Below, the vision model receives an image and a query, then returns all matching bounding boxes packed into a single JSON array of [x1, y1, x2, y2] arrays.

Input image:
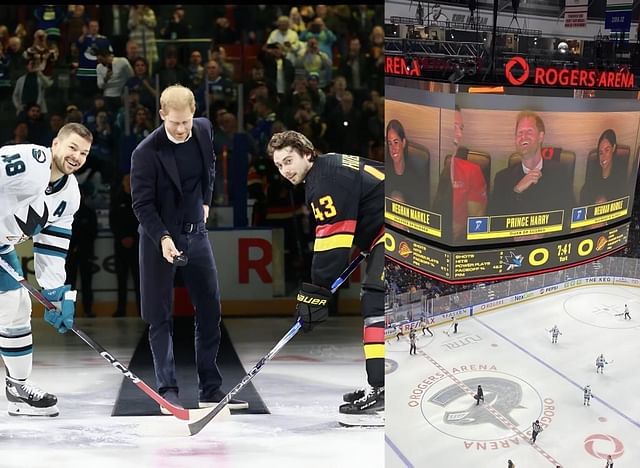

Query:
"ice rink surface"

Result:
[[386, 284, 640, 467], [0, 317, 383, 468]]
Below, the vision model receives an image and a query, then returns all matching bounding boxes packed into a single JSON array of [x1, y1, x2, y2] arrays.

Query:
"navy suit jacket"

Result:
[[130, 117, 215, 250]]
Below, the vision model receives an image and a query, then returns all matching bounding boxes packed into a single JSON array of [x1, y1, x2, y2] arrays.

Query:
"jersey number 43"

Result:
[[311, 195, 337, 222]]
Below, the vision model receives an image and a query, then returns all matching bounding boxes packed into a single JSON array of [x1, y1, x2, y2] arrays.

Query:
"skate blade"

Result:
[[338, 412, 384, 428], [8, 402, 59, 417]]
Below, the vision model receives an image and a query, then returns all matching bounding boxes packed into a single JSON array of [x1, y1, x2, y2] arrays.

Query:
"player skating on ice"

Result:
[[268, 131, 384, 426], [531, 419, 543, 443], [596, 354, 609, 374], [474, 384, 484, 405], [409, 330, 417, 355], [615, 303, 631, 320], [395, 326, 403, 341], [547, 325, 562, 344], [421, 318, 433, 337], [583, 385, 592, 406], [0, 123, 93, 416], [445, 317, 455, 336]]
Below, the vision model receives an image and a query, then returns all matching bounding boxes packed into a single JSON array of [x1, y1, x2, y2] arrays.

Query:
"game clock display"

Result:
[[386, 222, 629, 283]]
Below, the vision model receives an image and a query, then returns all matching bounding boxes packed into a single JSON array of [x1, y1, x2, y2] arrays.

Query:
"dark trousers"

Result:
[[139, 226, 222, 399], [114, 239, 140, 314], [362, 242, 384, 388], [65, 242, 94, 315], [75, 78, 99, 108]]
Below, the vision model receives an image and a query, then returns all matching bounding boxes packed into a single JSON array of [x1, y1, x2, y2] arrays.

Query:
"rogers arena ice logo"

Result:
[[409, 367, 554, 450], [584, 434, 624, 460]]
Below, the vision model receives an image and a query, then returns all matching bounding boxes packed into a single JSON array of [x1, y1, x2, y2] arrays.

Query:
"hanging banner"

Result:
[[565, 0, 588, 28], [605, 0, 632, 32]]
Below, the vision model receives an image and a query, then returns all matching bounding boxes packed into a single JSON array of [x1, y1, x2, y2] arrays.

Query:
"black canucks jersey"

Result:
[[303, 153, 384, 289]]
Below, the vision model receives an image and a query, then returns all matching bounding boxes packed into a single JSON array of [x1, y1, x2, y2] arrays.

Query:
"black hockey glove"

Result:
[[296, 283, 332, 332]]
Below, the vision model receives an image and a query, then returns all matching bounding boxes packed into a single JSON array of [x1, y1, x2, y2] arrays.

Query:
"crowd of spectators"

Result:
[[0, 4, 383, 316]]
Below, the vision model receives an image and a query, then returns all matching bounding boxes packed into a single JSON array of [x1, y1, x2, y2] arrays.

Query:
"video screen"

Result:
[[385, 91, 640, 248]]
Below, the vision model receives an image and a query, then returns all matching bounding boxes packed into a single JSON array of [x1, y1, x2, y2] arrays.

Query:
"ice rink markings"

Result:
[[473, 316, 640, 430], [416, 346, 563, 467]]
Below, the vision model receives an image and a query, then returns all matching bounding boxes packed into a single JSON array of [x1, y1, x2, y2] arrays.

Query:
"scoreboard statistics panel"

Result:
[[385, 85, 640, 283], [386, 222, 629, 282]]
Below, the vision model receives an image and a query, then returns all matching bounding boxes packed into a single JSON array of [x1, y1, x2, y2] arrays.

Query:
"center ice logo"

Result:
[[413, 369, 551, 447], [429, 377, 524, 429]]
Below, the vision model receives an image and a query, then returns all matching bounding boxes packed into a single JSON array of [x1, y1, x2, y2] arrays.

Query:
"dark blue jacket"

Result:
[[130, 117, 215, 250]]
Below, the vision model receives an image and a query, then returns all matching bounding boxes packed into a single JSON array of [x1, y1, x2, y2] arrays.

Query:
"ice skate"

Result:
[[342, 387, 366, 403], [6, 377, 59, 417], [339, 386, 384, 427]]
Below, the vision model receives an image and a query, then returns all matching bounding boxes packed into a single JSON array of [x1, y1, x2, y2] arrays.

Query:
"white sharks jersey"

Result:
[[0, 144, 80, 289], [0, 144, 51, 223]]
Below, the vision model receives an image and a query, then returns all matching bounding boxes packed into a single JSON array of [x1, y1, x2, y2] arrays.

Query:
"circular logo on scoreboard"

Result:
[[584, 434, 624, 459], [399, 241, 412, 258], [505, 56, 530, 86]]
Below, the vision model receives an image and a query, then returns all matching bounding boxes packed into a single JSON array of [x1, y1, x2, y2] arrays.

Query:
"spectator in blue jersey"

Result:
[[73, 20, 112, 105], [195, 59, 236, 118], [125, 56, 157, 114], [34, 5, 66, 46]]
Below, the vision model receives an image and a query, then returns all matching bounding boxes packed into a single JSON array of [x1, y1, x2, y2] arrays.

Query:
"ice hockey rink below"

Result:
[[0, 317, 382, 468], [386, 284, 640, 467]]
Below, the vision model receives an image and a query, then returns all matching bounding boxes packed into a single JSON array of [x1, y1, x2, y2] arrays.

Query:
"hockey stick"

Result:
[[0, 256, 216, 422], [187, 251, 368, 436]]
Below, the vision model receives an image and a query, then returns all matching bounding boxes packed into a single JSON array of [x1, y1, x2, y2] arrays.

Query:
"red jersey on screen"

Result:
[[451, 157, 487, 231]]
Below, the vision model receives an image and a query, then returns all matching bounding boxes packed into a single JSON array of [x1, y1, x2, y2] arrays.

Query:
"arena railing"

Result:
[[385, 256, 640, 333]]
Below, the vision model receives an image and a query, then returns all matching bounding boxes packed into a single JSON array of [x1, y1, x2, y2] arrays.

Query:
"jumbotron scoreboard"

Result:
[[386, 221, 629, 282], [385, 85, 639, 283]]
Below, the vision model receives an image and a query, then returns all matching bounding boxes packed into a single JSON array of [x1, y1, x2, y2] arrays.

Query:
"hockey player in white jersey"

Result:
[[0, 123, 92, 416], [548, 325, 562, 344], [595, 354, 609, 374], [583, 385, 592, 406]]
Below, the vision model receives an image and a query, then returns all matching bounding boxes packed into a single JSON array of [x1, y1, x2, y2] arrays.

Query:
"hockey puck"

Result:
[[173, 254, 188, 267]]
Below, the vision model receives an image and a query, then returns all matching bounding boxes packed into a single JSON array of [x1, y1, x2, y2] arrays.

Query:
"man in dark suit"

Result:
[[130, 84, 247, 414], [490, 111, 574, 216], [109, 173, 140, 317]]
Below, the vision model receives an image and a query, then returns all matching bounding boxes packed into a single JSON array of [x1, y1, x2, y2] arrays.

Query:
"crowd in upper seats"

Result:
[[0, 5, 384, 315]]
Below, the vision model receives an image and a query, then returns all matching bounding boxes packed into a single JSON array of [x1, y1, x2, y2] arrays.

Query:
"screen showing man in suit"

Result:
[[385, 88, 640, 282]]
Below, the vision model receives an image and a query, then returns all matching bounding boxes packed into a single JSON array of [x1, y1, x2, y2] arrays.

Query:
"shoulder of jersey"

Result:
[[66, 174, 81, 201], [27, 144, 51, 176], [3, 143, 51, 183]]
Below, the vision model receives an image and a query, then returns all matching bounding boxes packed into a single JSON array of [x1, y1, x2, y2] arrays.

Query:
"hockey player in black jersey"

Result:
[[268, 130, 384, 426]]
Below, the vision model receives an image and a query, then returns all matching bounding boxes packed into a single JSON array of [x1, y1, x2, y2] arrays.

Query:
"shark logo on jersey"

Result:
[[14, 204, 49, 237], [428, 377, 524, 428]]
